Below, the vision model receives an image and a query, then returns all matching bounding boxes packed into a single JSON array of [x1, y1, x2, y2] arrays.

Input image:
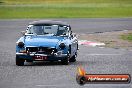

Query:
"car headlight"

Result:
[[17, 42, 24, 48], [59, 43, 66, 50], [20, 50, 27, 53]]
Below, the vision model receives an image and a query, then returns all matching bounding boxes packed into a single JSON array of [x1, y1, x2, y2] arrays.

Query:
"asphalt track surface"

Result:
[[0, 18, 132, 88]]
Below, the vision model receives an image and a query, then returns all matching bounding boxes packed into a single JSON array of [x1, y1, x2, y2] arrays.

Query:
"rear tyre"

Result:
[[76, 76, 86, 85], [16, 56, 24, 66]]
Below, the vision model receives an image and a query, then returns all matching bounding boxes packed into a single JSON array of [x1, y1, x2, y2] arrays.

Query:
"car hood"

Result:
[[25, 36, 65, 48]]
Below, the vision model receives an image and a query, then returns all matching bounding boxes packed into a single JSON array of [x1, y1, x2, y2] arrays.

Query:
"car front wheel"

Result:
[[61, 57, 69, 65], [69, 55, 76, 62], [69, 52, 77, 62], [16, 56, 24, 66]]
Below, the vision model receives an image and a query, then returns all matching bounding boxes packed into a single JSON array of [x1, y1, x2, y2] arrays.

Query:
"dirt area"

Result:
[[78, 30, 132, 50]]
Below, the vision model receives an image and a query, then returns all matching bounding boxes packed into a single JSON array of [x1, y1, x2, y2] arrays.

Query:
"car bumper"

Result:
[[16, 52, 67, 61]]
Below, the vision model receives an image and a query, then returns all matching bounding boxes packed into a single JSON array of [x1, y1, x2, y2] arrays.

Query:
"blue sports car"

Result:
[[16, 20, 78, 65]]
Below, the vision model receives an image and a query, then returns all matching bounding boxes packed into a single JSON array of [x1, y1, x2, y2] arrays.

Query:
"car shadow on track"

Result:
[[24, 61, 62, 66], [22, 60, 92, 66], [24, 61, 77, 66]]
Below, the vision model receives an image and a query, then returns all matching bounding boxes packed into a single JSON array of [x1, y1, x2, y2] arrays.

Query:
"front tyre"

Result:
[[69, 52, 77, 62], [16, 55, 24, 66], [69, 55, 76, 62], [61, 57, 69, 65]]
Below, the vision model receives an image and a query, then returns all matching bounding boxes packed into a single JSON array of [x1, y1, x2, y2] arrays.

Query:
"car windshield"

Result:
[[27, 25, 69, 36]]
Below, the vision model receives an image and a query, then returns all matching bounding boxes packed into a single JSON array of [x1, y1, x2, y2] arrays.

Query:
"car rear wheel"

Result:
[[16, 56, 24, 66]]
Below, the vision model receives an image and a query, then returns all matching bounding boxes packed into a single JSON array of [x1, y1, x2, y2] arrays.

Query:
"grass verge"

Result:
[[0, 0, 132, 18], [121, 33, 132, 41], [0, 5, 132, 19]]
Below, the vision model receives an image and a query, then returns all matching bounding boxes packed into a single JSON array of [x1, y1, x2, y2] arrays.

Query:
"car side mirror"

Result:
[[21, 31, 26, 36], [70, 31, 72, 35], [71, 33, 77, 38], [71, 34, 74, 38], [73, 33, 76, 37]]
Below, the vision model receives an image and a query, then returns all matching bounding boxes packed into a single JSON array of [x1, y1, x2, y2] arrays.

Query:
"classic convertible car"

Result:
[[16, 20, 78, 66]]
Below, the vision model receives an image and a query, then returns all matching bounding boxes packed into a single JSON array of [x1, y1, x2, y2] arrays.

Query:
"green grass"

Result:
[[2, 0, 132, 4], [0, 0, 132, 18], [121, 33, 132, 41]]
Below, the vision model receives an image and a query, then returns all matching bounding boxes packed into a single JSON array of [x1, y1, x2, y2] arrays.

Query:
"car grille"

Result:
[[26, 47, 57, 55]]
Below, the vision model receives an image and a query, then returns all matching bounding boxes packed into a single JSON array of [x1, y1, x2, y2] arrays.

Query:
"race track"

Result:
[[0, 18, 132, 88]]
